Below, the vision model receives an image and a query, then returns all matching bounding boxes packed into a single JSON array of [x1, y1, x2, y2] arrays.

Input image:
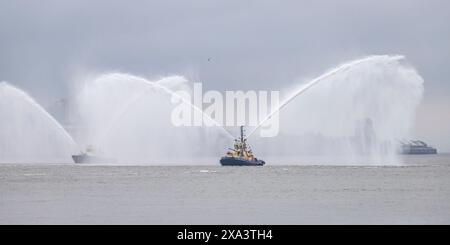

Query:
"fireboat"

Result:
[[220, 126, 265, 166]]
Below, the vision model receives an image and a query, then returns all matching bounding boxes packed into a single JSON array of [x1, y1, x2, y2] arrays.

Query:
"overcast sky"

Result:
[[1, 0, 449, 150]]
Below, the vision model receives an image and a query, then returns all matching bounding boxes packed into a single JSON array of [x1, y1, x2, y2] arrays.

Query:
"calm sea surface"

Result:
[[1, 154, 450, 224]]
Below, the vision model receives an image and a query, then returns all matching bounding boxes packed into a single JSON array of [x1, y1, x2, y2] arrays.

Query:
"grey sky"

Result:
[[1, 0, 450, 150]]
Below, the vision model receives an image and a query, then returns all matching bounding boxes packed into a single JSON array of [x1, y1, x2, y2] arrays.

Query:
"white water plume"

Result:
[[73, 73, 230, 164], [0, 82, 78, 163], [0, 54, 423, 165], [250, 55, 424, 164], [72, 55, 424, 165]]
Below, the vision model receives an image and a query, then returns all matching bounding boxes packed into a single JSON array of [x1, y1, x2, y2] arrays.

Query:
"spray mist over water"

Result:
[[0, 82, 78, 163], [73, 73, 230, 164], [250, 55, 424, 165], [0, 55, 424, 165]]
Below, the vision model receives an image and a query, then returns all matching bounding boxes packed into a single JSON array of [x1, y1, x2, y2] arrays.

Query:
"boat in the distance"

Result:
[[72, 145, 116, 164], [220, 126, 265, 166], [398, 140, 437, 154]]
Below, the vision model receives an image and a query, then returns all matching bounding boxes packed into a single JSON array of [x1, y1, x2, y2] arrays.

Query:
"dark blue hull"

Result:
[[220, 156, 265, 166]]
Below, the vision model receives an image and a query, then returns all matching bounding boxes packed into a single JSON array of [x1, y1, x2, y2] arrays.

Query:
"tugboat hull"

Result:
[[220, 156, 265, 166]]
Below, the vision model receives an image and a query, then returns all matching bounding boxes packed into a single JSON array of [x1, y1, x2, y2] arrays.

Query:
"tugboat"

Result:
[[220, 126, 265, 166], [72, 145, 116, 164]]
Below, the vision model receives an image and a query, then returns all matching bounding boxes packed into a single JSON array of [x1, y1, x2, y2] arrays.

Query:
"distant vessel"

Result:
[[399, 140, 437, 154], [220, 126, 265, 166], [72, 145, 116, 163]]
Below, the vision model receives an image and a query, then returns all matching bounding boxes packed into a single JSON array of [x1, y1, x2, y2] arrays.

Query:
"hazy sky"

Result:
[[1, 0, 449, 150]]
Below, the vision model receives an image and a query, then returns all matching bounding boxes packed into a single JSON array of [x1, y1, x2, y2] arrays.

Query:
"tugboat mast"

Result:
[[240, 126, 245, 157]]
